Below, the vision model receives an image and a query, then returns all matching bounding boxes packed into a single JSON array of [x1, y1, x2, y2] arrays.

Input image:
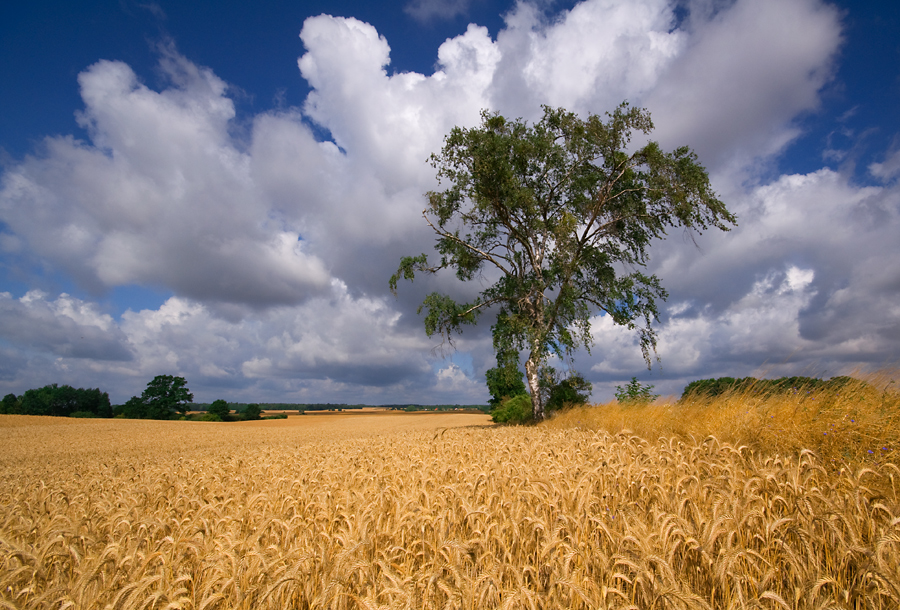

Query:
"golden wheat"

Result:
[[1, 407, 898, 609]]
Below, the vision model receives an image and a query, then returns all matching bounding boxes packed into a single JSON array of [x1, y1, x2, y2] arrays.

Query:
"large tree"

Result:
[[391, 104, 735, 421], [140, 375, 193, 419]]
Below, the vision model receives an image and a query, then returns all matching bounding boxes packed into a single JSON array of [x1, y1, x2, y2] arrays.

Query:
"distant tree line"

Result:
[[680, 375, 857, 400], [1, 385, 112, 418], [397, 405, 490, 413], [296, 404, 490, 412], [297, 403, 366, 411], [0, 375, 201, 421]]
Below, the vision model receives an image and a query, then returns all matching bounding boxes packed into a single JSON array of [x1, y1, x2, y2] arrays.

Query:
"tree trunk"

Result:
[[525, 354, 544, 421]]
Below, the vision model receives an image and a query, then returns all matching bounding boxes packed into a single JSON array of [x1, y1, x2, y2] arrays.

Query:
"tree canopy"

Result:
[[392, 104, 735, 420], [207, 399, 231, 421], [0, 385, 111, 418], [116, 375, 193, 420]]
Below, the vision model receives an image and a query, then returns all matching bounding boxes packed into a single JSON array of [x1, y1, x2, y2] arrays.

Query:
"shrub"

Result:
[[680, 375, 863, 401], [491, 394, 533, 424], [207, 399, 230, 421], [486, 363, 528, 408], [544, 370, 592, 412], [242, 403, 262, 421], [614, 377, 659, 405]]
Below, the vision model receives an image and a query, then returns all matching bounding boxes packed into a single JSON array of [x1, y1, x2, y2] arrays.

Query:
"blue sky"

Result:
[[1, 0, 899, 404]]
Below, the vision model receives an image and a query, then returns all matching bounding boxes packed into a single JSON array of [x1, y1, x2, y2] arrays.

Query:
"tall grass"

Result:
[[546, 369, 900, 468]]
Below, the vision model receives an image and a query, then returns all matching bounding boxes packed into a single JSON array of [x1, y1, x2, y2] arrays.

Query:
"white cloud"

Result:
[[0, 51, 330, 306], [584, 165, 900, 397], [298, 16, 497, 189], [644, 0, 842, 170], [870, 145, 900, 182], [0, 291, 132, 361], [490, 0, 684, 119]]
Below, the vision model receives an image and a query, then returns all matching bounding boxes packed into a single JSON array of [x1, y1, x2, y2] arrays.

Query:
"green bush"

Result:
[[200, 412, 223, 422], [615, 377, 659, 405], [680, 375, 864, 401], [242, 403, 262, 421], [207, 399, 231, 421], [544, 370, 592, 412], [491, 394, 533, 424], [486, 363, 527, 408]]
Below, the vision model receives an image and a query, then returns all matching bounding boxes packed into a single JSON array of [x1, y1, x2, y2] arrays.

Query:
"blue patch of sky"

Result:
[[0, 258, 171, 318], [433, 350, 476, 377], [0, 1, 164, 159], [0, 271, 30, 300], [3, 0, 898, 176], [774, 0, 900, 184], [0, 0, 586, 158], [104, 284, 173, 317]]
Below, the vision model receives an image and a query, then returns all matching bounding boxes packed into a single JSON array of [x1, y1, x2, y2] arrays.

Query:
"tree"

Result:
[[485, 355, 528, 408], [139, 375, 193, 419], [541, 367, 592, 412], [242, 403, 262, 421], [207, 399, 231, 421], [1, 393, 19, 414], [614, 377, 659, 405], [12, 384, 111, 417], [391, 104, 735, 421]]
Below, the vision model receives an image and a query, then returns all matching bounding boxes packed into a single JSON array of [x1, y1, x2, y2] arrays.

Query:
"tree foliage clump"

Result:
[[490, 394, 533, 424], [485, 360, 528, 408], [486, 358, 591, 421], [615, 377, 660, 405], [392, 103, 735, 420], [1, 385, 111, 418], [541, 367, 592, 412], [115, 375, 193, 420], [206, 399, 231, 421], [680, 375, 860, 401], [241, 403, 262, 421]]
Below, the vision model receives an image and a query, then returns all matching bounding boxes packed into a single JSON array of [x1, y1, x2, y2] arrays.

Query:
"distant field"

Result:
[[0, 411, 490, 473], [2, 406, 899, 609]]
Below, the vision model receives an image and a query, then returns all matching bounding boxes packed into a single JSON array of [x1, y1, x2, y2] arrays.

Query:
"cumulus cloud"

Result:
[[0, 282, 492, 404], [1, 0, 897, 403], [0, 291, 133, 361], [586, 165, 900, 396], [0, 50, 330, 307], [870, 144, 900, 182], [644, 0, 843, 171], [489, 0, 685, 120]]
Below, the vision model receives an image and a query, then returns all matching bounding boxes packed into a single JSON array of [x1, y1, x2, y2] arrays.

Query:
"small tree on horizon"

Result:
[[614, 377, 660, 405], [207, 399, 230, 421], [139, 375, 194, 419], [242, 403, 262, 421], [392, 103, 735, 421]]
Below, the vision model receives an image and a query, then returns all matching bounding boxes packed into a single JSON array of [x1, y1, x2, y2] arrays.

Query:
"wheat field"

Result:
[[2, 408, 899, 609]]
